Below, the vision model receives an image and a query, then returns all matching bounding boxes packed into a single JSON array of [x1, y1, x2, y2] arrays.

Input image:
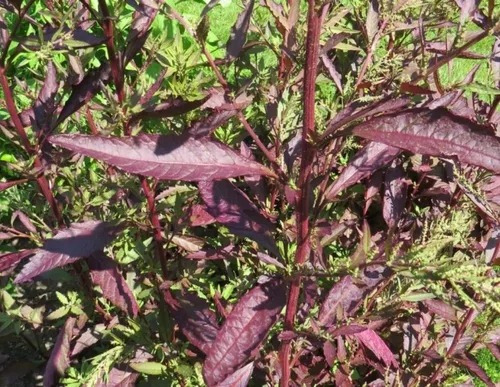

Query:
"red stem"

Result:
[[98, 0, 124, 104], [141, 177, 169, 279], [0, 66, 64, 227], [279, 1, 321, 385]]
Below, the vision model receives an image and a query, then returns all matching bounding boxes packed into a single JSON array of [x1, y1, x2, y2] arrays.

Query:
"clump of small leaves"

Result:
[[0, 0, 499, 386]]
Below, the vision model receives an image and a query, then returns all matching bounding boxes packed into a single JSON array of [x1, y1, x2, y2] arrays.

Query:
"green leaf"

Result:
[[129, 361, 167, 375]]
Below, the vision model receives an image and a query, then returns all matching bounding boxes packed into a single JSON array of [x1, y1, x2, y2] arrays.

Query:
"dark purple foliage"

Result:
[[226, 0, 254, 60], [15, 221, 121, 283], [0, 249, 35, 273], [352, 109, 500, 173], [198, 180, 278, 254], [216, 362, 254, 387], [325, 141, 401, 200], [87, 253, 139, 317], [44, 317, 76, 387], [203, 278, 286, 386], [163, 289, 219, 354], [383, 160, 408, 228], [50, 134, 274, 181]]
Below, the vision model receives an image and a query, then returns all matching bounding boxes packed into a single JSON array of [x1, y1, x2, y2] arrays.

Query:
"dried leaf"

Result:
[[352, 109, 500, 173], [366, 0, 379, 42], [87, 253, 139, 317], [226, 0, 254, 60], [50, 134, 274, 181], [15, 221, 121, 283], [163, 289, 219, 354], [203, 278, 286, 386], [325, 142, 400, 201], [43, 317, 76, 387], [198, 180, 278, 254]]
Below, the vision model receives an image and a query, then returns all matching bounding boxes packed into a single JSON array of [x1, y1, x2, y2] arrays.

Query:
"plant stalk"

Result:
[[279, 1, 321, 385]]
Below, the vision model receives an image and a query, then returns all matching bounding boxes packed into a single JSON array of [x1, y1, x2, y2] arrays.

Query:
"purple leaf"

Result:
[[216, 362, 254, 387], [163, 289, 219, 354], [240, 142, 267, 203], [189, 204, 217, 227], [198, 180, 278, 254], [352, 109, 500, 173], [321, 54, 343, 93], [453, 354, 494, 387], [124, 0, 162, 64], [325, 142, 400, 200], [383, 160, 408, 228], [322, 97, 410, 140], [188, 109, 239, 139], [95, 367, 139, 387], [15, 221, 121, 283], [71, 325, 104, 357], [11, 210, 37, 233], [130, 97, 207, 124], [255, 252, 285, 269], [330, 324, 368, 337], [423, 299, 458, 321], [354, 329, 398, 369], [87, 253, 139, 317], [226, 0, 254, 60], [32, 62, 59, 135], [44, 316, 76, 387], [0, 250, 35, 273], [56, 64, 111, 125], [50, 134, 274, 181], [203, 278, 286, 386], [0, 178, 28, 192], [185, 244, 237, 260], [318, 276, 364, 327]]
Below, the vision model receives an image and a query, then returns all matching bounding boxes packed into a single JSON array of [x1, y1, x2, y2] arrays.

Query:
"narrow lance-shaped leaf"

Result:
[[56, 63, 111, 126], [0, 178, 28, 192], [32, 62, 59, 135], [50, 134, 275, 181], [198, 180, 278, 255], [44, 316, 76, 387], [325, 142, 401, 201], [203, 278, 286, 386], [453, 354, 494, 387], [163, 289, 219, 354], [216, 362, 254, 387], [15, 221, 122, 283], [352, 109, 500, 173], [383, 160, 407, 228], [0, 249, 35, 273], [130, 97, 207, 125], [87, 253, 139, 317], [124, 0, 162, 64], [226, 0, 254, 60], [354, 328, 398, 369]]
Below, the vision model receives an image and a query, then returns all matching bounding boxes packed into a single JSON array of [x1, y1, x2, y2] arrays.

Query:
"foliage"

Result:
[[0, 0, 499, 386]]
